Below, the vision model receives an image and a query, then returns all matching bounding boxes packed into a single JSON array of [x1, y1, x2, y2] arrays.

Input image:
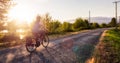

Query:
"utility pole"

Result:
[[119, 16, 120, 25], [113, 1, 120, 28], [89, 10, 91, 26]]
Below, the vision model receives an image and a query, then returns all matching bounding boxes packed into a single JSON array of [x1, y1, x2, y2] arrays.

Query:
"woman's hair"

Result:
[[36, 15, 41, 22]]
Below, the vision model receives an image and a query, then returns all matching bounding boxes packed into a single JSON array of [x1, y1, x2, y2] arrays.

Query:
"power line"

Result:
[[89, 10, 91, 26], [89, 10, 91, 23]]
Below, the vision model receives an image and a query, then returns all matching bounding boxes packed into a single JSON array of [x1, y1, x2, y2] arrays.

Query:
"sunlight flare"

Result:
[[16, 29, 25, 39], [16, 29, 24, 33], [20, 34, 24, 39], [8, 4, 36, 24]]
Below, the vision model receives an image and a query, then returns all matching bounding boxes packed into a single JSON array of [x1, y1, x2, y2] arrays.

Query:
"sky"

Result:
[[8, 0, 120, 23]]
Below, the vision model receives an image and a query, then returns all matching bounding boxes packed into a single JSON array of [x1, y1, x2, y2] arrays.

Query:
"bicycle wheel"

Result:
[[41, 35, 49, 48], [26, 37, 36, 53]]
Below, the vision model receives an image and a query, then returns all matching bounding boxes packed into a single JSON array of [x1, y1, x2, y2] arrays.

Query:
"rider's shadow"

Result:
[[10, 51, 50, 63], [28, 51, 51, 63]]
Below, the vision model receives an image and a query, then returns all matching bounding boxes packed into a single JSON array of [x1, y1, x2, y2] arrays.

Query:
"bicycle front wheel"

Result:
[[26, 44, 36, 53], [25, 37, 37, 53]]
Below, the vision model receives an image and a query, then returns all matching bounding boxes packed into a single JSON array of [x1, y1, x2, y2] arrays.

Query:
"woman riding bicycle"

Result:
[[31, 15, 46, 47]]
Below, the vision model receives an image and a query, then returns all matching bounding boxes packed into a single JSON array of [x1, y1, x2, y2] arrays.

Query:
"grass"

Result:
[[92, 29, 120, 63]]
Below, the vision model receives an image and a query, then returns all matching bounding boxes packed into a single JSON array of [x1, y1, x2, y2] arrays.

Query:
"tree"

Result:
[[49, 21, 61, 34], [100, 23, 107, 28], [0, 0, 11, 20], [0, 0, 12, 31], [61, 22, 72, 32], [43, 13, 52, 33], [84, 20, 90, 29], [91, 22, 100, 29], [73, 18, 83, 29], [73, 18, 87, 31], [108, 17, 117, 27]]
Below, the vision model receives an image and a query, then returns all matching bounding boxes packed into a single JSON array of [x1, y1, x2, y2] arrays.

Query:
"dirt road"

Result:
[[0, 28, 108, 63]]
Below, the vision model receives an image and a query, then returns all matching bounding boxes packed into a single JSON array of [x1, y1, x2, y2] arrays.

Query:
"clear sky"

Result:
[[8, 0, 120, 23]]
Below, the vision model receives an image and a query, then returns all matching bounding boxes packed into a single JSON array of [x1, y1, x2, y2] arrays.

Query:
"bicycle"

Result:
[[25, 33, 49, 53]]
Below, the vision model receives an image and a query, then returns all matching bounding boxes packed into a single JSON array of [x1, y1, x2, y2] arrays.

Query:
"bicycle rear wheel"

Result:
[[41, 35, 49, 48]]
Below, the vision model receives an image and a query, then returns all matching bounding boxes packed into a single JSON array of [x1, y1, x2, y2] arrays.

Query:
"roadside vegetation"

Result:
[[89, 29, 120, 63]]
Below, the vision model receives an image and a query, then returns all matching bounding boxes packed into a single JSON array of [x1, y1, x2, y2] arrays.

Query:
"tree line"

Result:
[[43, 14, 117, 34], [1, 14, 117, 35]]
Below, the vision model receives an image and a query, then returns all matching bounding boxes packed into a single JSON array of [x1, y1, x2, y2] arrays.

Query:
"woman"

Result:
[[32, 15, 46, 47]]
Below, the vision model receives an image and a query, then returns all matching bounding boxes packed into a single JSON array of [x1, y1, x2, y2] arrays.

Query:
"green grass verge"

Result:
[[93, 29, 120, 63]]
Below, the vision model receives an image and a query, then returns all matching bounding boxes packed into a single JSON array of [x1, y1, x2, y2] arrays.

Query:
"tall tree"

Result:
[[0, 0, 12, 30], [43, 13, 52, 32], [0, 0, 11, 20]]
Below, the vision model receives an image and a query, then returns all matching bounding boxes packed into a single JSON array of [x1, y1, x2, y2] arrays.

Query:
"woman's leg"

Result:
[[33, 32, 40, 47], [39, 30, 46, 41]]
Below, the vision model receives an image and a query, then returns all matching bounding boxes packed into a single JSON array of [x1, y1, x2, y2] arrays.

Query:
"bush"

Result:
[[61, 22, 73, 32]]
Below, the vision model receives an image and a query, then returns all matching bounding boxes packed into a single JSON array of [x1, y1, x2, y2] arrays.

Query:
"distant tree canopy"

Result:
[[84, 20, 90, 29], [72, 18, 90, 31], [49, 20, 61, 34], [100, 23, 108, 28], [61, 22, 72, 32], [73, 18, 84, 29], [108, 17, 117, 27], [91, 22, 100, 29]]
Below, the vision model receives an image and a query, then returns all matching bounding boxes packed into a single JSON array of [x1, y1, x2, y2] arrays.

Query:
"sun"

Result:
[[8, 4, 36, 24]]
